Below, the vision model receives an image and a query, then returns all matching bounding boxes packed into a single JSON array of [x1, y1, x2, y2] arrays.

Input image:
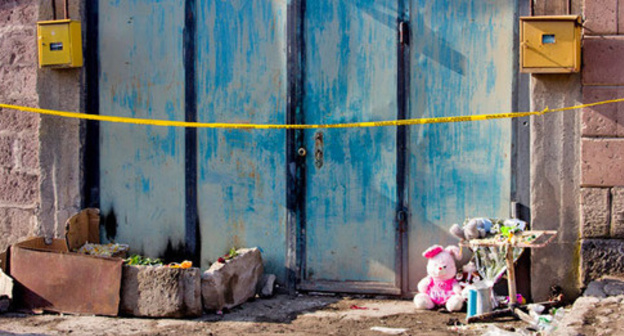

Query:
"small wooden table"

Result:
[[460, 230, 558, 324]]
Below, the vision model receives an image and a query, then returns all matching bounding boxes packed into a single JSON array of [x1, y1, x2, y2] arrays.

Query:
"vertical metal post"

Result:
[[286, 0, 306, 294], [83, 0, 100, 209], [396, 0, 410, 296], [511, 0, 532, 301], [184, 0, 199, 265]]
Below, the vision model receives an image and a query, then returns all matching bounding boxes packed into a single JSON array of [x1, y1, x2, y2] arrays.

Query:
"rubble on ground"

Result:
[[201, 247, 263, 311]]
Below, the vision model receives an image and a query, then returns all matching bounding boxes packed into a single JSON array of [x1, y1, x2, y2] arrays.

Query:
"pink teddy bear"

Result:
[[413, 245, 464, 312]]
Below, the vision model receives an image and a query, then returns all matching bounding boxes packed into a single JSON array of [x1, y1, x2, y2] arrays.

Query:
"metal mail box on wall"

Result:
[[520, 15, 581, 73], [37, 19, 83, 68]]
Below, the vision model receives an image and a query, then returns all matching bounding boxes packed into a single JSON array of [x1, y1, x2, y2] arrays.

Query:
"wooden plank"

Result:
[[506, 246, 518, 305]]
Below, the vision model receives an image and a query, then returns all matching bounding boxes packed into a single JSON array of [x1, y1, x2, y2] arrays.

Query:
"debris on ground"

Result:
[[201, 247, 263, 311], [77, 242, 130, 258], [0, 267, 13, 313], [370, 326, 408, 334], [256, 273, 277, 298], [482, 325, 531, 336]]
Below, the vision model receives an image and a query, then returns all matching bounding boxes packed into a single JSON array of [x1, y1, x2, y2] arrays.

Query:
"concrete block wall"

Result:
[[529, 0, 584, 302], [0, 0, 40, 252], [0, 0, 84, 252], [579, 0, 624, 284]]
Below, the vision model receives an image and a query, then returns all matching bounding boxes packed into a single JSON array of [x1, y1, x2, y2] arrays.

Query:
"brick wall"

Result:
[[0, 1, 40, 252], [580, 0, 624, 283]]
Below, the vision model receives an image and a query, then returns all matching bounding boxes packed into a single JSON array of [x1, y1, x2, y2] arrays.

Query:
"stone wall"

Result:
[[580, 0, 624, 284], [0, 0, 84, 252], [0, 0, 40, 252]]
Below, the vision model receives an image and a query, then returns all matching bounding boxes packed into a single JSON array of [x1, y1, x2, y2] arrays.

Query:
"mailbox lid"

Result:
[[520, 15, 581, 73]]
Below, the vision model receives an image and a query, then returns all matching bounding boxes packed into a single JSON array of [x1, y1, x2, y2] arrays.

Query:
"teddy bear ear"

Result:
[[423, 245, 444, 258]]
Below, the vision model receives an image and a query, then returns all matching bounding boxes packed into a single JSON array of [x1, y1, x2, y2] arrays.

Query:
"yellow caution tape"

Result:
[[2, 97, 624, 129]]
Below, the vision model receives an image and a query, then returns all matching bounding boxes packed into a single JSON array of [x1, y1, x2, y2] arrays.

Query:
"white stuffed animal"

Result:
[[413, 245, 464, 312]]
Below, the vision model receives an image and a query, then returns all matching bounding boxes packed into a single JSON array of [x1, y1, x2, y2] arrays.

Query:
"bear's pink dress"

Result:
[[425, 277, 457, 305]]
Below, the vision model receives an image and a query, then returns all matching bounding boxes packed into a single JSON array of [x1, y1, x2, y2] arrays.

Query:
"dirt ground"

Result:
[[0, 294, 531, 336]]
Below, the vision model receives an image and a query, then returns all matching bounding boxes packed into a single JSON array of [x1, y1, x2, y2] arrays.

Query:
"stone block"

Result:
[[583, 0, 617, 35], [583, 37, 624, 85], [583, 280, 607, 298], [604, 279, 624, 296], [581, 138, 624, 186], [0, 107, 39, 133], [0, 27, 37, 67], [619, 0, 624, 34], [0, 170, 38, 205], [581, 188, 610, 238], [18, 133, 39, 170], [0, 2, 37, 26], [202, 248, 263, 311], [612, 188, 624, 238], [0, 135, 15, 169], [120, 265, 202, 318], [581, 239, 624, 284], [0, 207, 36, 252], [582, 87, 624, 137], [0, 66, 37, 102]]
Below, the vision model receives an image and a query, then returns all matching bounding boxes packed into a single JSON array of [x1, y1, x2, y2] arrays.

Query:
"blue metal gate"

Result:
[[94, 0, 517, 294]]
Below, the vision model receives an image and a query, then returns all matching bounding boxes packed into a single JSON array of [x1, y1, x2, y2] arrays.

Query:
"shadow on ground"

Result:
[[197, 294, 340, 323]]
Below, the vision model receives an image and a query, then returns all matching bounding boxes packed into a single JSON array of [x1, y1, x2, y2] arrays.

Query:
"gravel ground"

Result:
[[0, 294, 527, 336], [1, 278, 623, 336]]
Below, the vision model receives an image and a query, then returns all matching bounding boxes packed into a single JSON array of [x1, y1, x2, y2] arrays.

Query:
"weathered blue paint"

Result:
[[195, 0, 288, 279], [95, 0, 518, 293], [407, 0, 516, 291], [99, 0, 186, 257], [302, 0, 398, 284]]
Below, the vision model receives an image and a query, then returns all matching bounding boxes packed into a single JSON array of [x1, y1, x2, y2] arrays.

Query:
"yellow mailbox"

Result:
[[520, 15, 581, 73], [37, 19, 83, 68]]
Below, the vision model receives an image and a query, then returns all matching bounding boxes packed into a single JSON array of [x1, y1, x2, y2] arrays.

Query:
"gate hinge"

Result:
[[399, 21, 410, 45]]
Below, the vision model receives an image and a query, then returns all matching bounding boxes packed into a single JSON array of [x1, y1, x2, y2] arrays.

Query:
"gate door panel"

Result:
[[407, 0, 516, 291], [99, 0, 186, 257], [300, 0, 400, 294]]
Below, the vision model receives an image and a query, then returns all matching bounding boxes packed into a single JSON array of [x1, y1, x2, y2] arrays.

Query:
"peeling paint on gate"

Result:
[[99, 0, 186, 257], [94, 0, 518, 293], [195, 0, 288, 279], [302, 0, 398, 285], [407, 0, 516, 291]]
